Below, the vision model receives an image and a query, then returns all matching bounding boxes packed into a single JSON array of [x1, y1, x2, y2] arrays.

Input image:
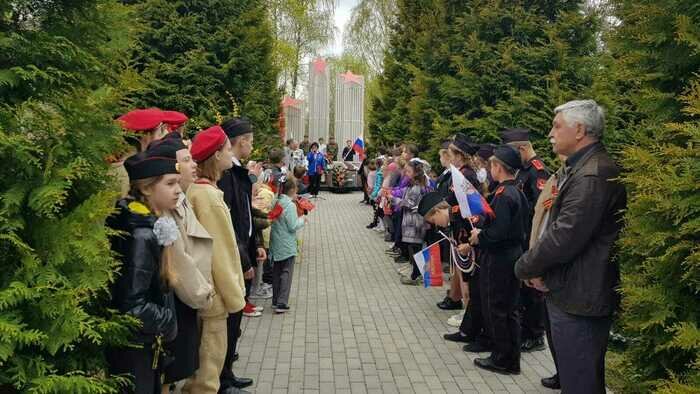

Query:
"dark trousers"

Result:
[[405, 243, 422, 280], [309, 174, 322, 195], [106, 346, 159, 394], [544, 301, 559, 376], [481, 251, 521, 368], [272, 257, 295, 306], [460, 268, 490, 344], [220, 310, 244, 386], [520, 286, 546, 340], [262, 255, 273, 285], [548, 301, 611, 394], [391, 210, 403, 245]]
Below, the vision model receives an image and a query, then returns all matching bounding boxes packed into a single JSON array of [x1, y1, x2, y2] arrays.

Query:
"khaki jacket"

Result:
[[165, 194, 215, 310], [254, 184, 276, 248], [187, 183, 246, 316], [529, 173, 559, 249]]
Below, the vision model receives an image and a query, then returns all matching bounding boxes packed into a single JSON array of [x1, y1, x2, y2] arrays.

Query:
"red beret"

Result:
[[191, 126, 227, 163], [162, 110, 188, 130], [117, 108, 164, 132]]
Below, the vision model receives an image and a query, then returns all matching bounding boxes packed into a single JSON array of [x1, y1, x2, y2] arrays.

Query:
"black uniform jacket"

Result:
[[219, 163, 257, 274], [107, 198, 177, 344], [478, 180, 529, 261], [515, 143, 627, 317]]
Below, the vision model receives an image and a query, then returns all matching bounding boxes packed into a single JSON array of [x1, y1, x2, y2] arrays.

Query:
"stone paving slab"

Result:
[[236, 191, 558, 393]]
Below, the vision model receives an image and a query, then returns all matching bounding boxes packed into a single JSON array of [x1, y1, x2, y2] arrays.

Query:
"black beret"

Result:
[[147, 132, 187, 155], [221, 117, 253, 139], [452, 133, 479, 155], [418, 191, 445, 217], [476, 143, 496, 161], [493, 145, 523, 170], [499, 128, 530, 143], [124, 150, 179, 181]]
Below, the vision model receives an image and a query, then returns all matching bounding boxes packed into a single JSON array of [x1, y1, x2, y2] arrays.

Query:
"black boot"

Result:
[[541, 374, 561, 389]]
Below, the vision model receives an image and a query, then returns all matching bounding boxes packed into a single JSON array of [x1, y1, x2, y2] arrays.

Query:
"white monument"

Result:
[[307, 58, 330, 143], [334, 71, 365, 146], [281, 96, 305, 143]]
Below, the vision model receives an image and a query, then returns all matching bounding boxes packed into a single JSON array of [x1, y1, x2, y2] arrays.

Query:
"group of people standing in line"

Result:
[[282, 136, 362, 196], [360, 99, 626, 394], [107, 109, 309, 393]]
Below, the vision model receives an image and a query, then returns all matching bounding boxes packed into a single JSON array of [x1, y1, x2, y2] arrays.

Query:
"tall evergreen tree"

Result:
[[370, 0, 599, 166], [0, 1, 137, 392], [607, 1, 700, 391], [129, 0, 282, 151]]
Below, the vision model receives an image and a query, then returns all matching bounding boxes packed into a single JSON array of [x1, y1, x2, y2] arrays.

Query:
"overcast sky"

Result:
[[328, 0, 358, 56]]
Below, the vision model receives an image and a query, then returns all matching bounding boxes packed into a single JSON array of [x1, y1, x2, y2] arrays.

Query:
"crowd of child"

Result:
[[105, 109, 321, 394], [359, 132, 557, 382]]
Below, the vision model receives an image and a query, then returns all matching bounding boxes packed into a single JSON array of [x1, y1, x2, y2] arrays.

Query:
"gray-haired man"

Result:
[[514, 100, 627, 394]]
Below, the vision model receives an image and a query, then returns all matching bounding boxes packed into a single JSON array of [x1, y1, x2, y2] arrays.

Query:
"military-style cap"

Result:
[[477, 143, 496, 160], [451, 133, 479, 155], [499, 128, 530, 143], [418, 192, 445, 217], [148, 132, 187, 156], [221, 117, 253, 139], [191, 126, 227, 162], [162, 111, 188, 131], [124, 149, 179, 181], [493, 145, 523, 170], [117, 108, 164, 132]]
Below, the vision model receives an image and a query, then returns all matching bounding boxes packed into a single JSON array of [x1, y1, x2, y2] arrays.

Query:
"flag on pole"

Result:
[[413, 242, 443, 288], [450, 165, 495, 219], [352, 136, 365, 160]]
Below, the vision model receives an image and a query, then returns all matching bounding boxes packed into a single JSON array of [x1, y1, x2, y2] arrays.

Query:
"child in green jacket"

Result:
[[270, 176, 307, 313]]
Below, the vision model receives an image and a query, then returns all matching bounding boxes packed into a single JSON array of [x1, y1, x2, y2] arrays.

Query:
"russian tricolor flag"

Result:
[[450, 165, 495, 219], [413, 242, 443, 288], [352, 136, 365, 160]]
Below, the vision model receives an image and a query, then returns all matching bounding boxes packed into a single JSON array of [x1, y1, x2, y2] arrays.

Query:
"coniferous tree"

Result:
[[607, 1, 700, 392], [370, 0, 599, 167], [129, 0, 282, 152], [0, 1, 137, 392]]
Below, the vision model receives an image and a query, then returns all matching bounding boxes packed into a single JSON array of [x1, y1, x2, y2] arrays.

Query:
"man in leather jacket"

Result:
[[515, 100, 627, 394]]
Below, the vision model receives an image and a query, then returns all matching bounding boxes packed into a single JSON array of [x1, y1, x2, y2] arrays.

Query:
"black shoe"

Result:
[[220, 375, 254, 390], [443, 332, 471, 343], [521, 336, 546, 352], [366, 223, 377, 229], [274, 304, 290, 313], [474, 357, 520, 375], [541, 374, 561, 389], [437, 297, 463, 310], [462, 341, 493, 353], [394, 256, 408, 264]]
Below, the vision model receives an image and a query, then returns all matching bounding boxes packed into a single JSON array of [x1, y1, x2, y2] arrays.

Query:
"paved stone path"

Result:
[[236, 191, 557, 393]]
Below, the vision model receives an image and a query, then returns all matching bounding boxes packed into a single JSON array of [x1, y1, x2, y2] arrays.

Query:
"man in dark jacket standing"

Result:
[[218, 117, 265, 392], [515, 100, 626, 394]]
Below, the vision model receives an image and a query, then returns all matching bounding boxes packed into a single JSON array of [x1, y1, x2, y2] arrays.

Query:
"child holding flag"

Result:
[[395, 159, 432, 285], [467, 145, 530, 375], [270, 176, 307, 313]]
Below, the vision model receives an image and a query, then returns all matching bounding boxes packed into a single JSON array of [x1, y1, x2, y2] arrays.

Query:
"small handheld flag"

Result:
[[413, 242, 443, 288], [352, 137, 365, 160], [450, 165, 495, 219]]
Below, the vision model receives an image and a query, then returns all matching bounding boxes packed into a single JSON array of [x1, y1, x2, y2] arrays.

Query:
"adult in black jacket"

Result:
[[515, 100, 626, 394], [217, 117, 262, 391], [107, 151, 180, 394]]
